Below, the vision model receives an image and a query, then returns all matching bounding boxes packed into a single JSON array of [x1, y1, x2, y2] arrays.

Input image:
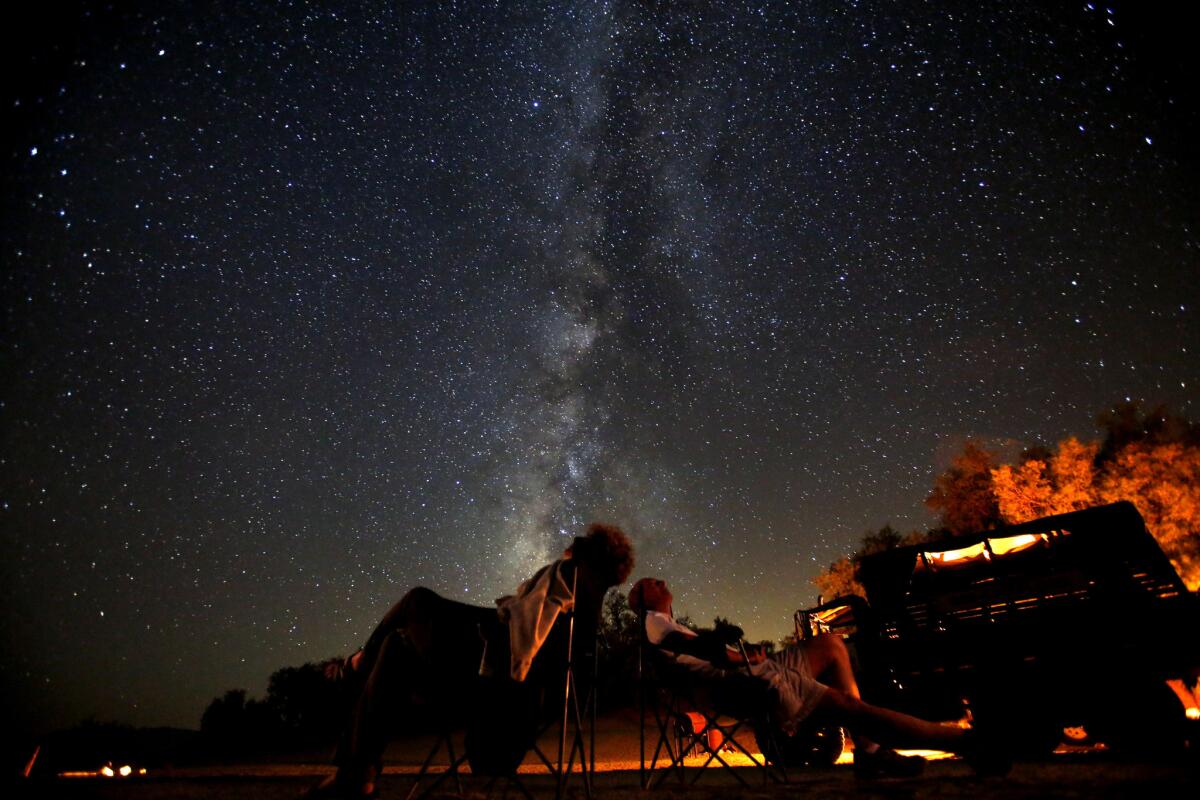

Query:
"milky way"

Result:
[[2, 1, 1197, 732]]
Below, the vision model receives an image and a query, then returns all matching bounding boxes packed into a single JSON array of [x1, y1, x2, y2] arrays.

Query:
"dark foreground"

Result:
[[13, 758, 1198, 800], [15, 712, 1197, 799]]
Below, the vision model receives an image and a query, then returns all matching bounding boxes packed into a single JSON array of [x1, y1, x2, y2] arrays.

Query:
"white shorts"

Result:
[[749, 643, 829, 734]]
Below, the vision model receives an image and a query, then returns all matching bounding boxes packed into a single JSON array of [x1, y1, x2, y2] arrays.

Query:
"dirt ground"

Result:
[[16, 759, 1198, 800], [15, 711, 1198, 799]]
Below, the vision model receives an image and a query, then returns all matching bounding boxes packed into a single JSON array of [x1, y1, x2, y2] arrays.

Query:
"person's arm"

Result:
[[658, 628, 738, 666]]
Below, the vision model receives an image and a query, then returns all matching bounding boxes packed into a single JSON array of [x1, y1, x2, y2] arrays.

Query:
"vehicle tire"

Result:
[[969, 690, 1062, 758], [1088, 680, 1188, 759], [757, 724, 845, 767]]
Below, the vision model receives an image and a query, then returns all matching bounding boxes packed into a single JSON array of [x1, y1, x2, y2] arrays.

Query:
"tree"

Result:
[[200, 689, 248, 737], [599, 587, 639, 649], [991, 428, 1200, 591], [812, 525, 929, 600], [813, 555, 863, 600], [1097, 441, 1200, 590], [265, 662, 346, 742], [925, 441, 1003, 534], [595, 588, 641, 709], [1096, 402, 1200, 463], [991, 438, 1100, 521], [199, 688, 279, 751]]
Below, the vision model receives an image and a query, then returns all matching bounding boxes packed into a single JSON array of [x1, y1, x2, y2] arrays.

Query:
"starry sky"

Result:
[[2, 1, 1197, 735]]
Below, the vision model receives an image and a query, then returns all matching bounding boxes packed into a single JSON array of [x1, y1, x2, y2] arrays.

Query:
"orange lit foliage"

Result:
[[813, 556, 863, 600], [991, 437, 1099, 520], [925, 441, 1003, 535], [992, 438, 1200, 591], [814, 405, 1200, 596], [813, 525, 929, 601]]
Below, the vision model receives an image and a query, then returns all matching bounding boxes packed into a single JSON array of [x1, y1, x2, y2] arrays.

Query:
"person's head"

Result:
[[628, 577, 672, 615], [564, 523, 635, 588]]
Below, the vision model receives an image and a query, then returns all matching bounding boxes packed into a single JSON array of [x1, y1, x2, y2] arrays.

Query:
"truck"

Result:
[[794, 502, 1199, 758]]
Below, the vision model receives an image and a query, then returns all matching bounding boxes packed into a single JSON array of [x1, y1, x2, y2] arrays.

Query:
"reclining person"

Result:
[[305, 525, 635, 799], [629, 577, 1008, 778]]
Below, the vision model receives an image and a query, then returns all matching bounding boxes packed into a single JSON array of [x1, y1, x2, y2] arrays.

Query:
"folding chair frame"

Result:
[[408, 568, 596, 800], [405, 728, 468, 800], [637, 614, 786, 788]]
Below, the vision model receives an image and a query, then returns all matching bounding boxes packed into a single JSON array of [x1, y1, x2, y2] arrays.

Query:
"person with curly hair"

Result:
[[306, 524, 634, 799]]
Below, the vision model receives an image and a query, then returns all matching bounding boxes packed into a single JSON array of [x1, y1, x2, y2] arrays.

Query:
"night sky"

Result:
[[2, 1, 1197, 735]]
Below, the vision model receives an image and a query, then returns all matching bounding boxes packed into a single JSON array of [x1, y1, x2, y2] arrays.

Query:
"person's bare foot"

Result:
[[853, 747, 925, 779]]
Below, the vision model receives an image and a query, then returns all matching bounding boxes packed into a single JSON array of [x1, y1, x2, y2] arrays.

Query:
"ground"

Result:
[[16, 711, 1198, 798]]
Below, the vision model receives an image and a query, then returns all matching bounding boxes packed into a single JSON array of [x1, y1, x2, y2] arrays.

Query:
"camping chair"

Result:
[[401, 641, 480, 800], [404, 726, 467, 800], [637, 614, 786, 788], [409, 570, 596, 800]]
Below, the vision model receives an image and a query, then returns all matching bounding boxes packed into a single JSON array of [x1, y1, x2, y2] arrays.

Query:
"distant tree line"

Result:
[[200, 661, 349, 752], [814, 402, 1200, 598]]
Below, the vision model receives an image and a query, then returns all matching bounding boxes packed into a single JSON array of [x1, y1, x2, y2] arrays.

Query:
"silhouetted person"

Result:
[[305, 525, 634, 798]]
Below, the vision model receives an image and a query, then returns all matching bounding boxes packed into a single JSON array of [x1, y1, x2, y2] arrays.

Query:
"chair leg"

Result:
[[644, 704, 686, 789], [689, 721, 752, 788], [406, 731, 468, 800], [404, 734, 442, 800]]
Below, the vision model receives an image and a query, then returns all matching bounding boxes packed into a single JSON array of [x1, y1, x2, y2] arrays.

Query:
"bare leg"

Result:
[[330, 630, 412, 795], [802, 634, 862, 698], [813, 686, 967, 750], [797, 635, 1005, 776], [800, 634, 879, 750]]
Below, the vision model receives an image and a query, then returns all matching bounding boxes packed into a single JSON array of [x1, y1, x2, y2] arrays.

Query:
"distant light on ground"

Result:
[[59, 764, 146, 779]]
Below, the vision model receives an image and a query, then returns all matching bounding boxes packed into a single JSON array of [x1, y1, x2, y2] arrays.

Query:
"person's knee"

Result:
[[804, 632, 847, 666], [398, 586, 439, 618], [817, 632, 848, 656], [817, 686, 865, 719], [377, 629, 406, 654]]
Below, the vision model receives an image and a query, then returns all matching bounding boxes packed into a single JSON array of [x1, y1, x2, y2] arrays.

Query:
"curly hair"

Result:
[[570, 522, 635, 587]]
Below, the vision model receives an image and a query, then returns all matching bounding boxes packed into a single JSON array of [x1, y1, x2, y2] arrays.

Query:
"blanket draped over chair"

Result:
[[497, 558, 577, 682]]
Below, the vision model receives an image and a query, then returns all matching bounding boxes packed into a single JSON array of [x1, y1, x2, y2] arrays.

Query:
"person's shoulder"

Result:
[[645, 610, 677, 626], [645, 610, 689, 644]]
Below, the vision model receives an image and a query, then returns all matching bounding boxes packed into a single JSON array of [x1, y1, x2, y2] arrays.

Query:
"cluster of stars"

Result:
[[1, 1, 1196, 734]]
